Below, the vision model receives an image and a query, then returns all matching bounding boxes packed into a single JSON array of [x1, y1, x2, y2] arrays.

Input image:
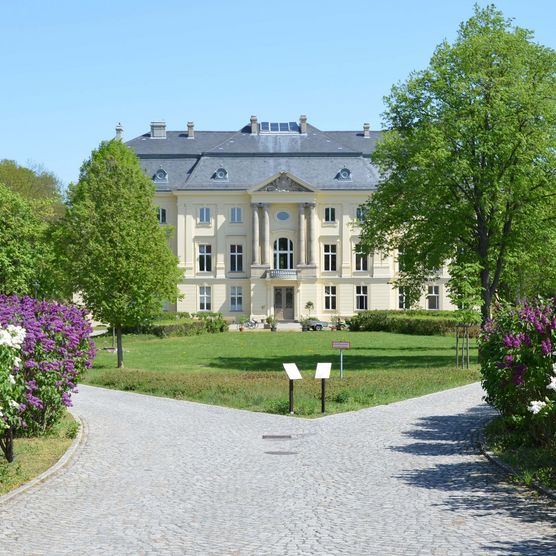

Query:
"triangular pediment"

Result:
[[252, 172, 315, 193]]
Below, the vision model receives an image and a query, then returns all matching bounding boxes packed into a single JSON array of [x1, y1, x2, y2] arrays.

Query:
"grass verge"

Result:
[[484, 417, 556, 492], [0, 412, 79, 496], [85, 331, 480, 416]]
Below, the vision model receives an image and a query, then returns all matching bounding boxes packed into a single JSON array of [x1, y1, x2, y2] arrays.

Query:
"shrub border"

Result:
[[0, 413, 87, 505]]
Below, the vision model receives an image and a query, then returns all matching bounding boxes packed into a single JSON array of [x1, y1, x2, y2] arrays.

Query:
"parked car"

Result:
[[306, 319, 329, 331]]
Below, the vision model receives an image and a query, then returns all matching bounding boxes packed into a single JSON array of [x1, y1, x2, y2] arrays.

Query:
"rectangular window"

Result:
[[355, 244, 368, 271], [356, 286, 368, 310], [427, 285, 440, 310], [157, 207, 167, 224], [324, 286, 337, 310], [398, 287, 410, 310], [324, 244, 337, 271], [230, 207, 242, 223], [230, 286, 243, 312], [199, 286, 211, 311], [324, 207, 336, 223], [356, 206, 365, 222], [199, 207, 211, 224], [230, 244, 243, 272], [198, 244, 212, 272]]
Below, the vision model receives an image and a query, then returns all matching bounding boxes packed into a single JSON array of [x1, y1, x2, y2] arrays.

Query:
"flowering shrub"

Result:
[[480, 298, 556, 445], [0, 295, 96, 438], [0, 325, 27, 461]]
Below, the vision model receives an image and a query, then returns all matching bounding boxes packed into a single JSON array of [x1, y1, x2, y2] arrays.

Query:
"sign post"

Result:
[[315, 362, 331, 413], [332, 341, 351, 379], [282, 363, 303, 414]]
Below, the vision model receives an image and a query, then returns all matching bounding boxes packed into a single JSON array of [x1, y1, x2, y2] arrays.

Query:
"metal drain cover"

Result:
[[264, 451, 298, 455], [262, 435, 292, 440]]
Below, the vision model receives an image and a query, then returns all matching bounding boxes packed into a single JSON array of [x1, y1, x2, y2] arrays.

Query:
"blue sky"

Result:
[[2, 0, 555, 187]]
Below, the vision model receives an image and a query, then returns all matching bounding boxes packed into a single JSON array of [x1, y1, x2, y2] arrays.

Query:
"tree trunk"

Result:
[[0, 428, 14, 463], [116, 325, 124, 369], [481, 273, 492, 325], [477, 219, 492, 325]]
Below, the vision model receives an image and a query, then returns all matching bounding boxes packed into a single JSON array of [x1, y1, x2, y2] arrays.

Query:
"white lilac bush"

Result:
[[0, 324, 27, 462], [480, 298, 556, 445]]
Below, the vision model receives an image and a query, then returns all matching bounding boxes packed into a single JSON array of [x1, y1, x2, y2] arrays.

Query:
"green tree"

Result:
[[0, 184, 45, 295], [0, 159, 64, 220], [60, 140, 181, 367], [0, 160, 70, 300], [359, 5, 556, 323]]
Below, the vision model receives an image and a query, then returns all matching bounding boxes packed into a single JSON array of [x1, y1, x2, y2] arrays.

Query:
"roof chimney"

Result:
[[187, 121, 195, 139], [115, 122, 123, 141], [150, 121, 166, 139], [299, 115, 307, 135], [363, 122, 370, 138], [250, 115, 258, 135]]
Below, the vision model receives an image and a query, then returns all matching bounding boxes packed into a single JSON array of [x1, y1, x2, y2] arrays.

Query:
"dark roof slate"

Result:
[[127, 131, 237, 156], [180, 156, 378, 191], [126, 121, 382, 192]]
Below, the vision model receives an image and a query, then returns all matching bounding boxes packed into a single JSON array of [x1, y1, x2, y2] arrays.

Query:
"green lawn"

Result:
[[0, 412, 79, 495], [85, 331, 480, 416]]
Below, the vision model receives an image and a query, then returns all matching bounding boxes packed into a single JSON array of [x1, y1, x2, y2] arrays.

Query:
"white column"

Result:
[[215, 205, 225, 278], [252, 204, 260, 264], [177, 201, 186, 267], [298, 203, 306, 265], [184, 204, 194, 272], [308, 203, 316, 265], [263, 204, 270, 266]]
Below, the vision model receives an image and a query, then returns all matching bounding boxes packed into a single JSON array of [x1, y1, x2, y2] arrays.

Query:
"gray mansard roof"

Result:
[[126, 120, 382, 192]]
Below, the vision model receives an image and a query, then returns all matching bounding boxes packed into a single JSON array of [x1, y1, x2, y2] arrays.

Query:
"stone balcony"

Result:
[[266, 269, 299, 280]]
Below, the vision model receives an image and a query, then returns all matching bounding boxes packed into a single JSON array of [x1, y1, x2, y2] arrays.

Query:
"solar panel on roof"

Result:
[[259, 120, 300, 133]]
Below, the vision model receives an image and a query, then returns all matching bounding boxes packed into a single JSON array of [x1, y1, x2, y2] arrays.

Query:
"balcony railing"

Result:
[[266, 269, 298, 279]]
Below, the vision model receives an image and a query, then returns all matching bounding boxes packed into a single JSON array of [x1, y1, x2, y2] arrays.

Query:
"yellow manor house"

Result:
[[124, 116, 453, 322]]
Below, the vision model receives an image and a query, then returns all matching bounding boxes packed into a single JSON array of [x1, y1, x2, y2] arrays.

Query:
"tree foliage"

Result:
[[60, 140, 181, 367], [359, 5, 556, 322], [0, 184, 45, 296], [0, 159, 64, 221], [0, 162, 69, 300]]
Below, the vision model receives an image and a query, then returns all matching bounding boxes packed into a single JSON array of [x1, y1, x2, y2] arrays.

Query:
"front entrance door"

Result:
[[274, 287, 294, 321]]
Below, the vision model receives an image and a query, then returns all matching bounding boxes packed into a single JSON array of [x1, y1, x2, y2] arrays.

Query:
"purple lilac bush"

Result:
[[479, 298, 556, 445], [0, 295, 96, 435]]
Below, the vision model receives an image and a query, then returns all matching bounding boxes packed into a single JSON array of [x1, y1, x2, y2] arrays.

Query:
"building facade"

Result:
[[125, 116, 453, 321]]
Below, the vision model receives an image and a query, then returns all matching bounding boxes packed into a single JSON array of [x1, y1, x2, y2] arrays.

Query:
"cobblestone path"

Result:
[[1, 383, 555, 555]]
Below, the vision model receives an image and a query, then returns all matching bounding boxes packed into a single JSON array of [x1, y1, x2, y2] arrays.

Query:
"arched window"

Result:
[[274, 238, 293, 269]]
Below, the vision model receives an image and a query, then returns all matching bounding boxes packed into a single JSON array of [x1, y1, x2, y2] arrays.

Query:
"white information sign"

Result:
[[283, 363, 303, 380], [315, 362, 331, 379]]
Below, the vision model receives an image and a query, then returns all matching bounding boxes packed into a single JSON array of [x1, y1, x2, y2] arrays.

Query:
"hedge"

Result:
[[122, 312, 228, 337], [348, 310, 480, 337]]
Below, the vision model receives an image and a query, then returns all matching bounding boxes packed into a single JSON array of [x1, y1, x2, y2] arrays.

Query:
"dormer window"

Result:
[[153, 168, 168, 183], [213, 167, 228, 181], [337, 168, 352, 181]]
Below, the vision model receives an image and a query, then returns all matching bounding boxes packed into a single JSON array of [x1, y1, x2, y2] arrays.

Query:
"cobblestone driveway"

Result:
[[1, 383, 555, 555]]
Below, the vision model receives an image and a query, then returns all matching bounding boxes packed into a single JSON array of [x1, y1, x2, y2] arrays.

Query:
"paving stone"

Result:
[[0, 383, 555, 554]]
